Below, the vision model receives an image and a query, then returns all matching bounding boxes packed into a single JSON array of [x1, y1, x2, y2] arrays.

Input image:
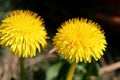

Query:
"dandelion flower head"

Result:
[[0, 10, 47, 57], [53, 18, 107, 63]]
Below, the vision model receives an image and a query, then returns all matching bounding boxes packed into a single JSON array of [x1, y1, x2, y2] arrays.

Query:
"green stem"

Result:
[[66, 62, 77, 80], [20, 57, 25, 80]]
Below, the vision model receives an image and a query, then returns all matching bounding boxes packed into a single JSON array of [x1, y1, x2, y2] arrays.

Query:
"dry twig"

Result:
[[99, 61, 120, 75]]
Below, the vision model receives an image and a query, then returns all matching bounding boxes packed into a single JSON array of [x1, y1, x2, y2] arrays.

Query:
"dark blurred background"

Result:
[[9, 0, 120, 59]]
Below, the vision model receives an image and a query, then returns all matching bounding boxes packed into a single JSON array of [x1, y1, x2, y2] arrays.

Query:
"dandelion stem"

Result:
[[20, 57, 25, 80], [66, 62, 76, 80]]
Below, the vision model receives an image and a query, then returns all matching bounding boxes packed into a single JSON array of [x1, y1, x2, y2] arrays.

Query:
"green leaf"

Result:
[[46, 61, 64, 80], [57, 61, 71, 80], [82, 60, 100, 80], [74, 64, 86, 80]]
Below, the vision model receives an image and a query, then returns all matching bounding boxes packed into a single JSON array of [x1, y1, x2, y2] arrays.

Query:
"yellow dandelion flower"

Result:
[[0, 10, 47, 57], [53, 18, 107, 63]]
